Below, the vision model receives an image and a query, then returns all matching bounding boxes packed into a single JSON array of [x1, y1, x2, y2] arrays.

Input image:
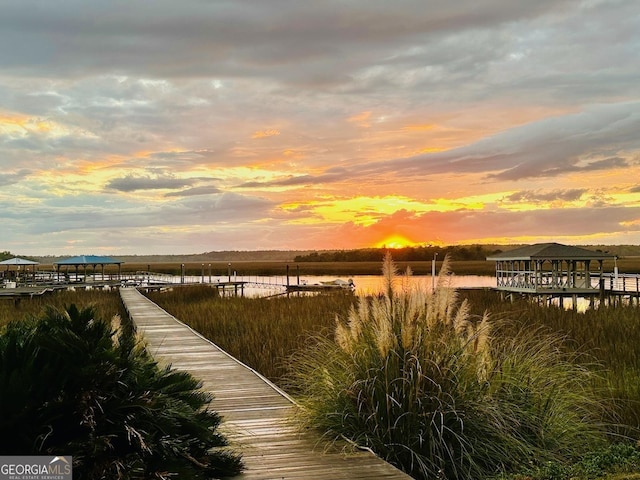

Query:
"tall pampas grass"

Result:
[[289, 253, 609, 480]]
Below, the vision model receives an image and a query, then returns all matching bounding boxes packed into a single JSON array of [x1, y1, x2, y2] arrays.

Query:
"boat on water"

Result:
[[320, 278, 355, 289]]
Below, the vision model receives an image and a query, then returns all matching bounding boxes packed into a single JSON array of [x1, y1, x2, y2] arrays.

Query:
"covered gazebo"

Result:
[[0, 257, 39, 285], [486, 243, 614, 295], [54, 255, 123, 283]]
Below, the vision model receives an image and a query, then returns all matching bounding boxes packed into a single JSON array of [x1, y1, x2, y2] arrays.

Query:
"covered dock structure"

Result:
[[486, 243, 615, 306], [54, 255, 123, 283], [0, 257, 39, 286]]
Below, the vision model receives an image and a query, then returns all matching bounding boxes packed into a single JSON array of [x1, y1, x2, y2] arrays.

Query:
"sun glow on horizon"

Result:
[[376, 235, 418, 249]]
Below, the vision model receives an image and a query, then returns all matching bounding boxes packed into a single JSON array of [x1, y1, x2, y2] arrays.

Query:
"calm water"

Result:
[[134, 272, 606, 311], [218, 274, 496, 297], [323, 275, 495, 296]]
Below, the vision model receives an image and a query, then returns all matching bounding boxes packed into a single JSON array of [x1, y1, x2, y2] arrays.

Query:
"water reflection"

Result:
[[234, 274, 496, 298], [343, 275, 496, 296]]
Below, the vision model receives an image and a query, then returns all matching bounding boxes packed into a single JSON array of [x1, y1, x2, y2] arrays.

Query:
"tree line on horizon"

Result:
[[0, 251, 39, 262], [293, 245, 503, 262]]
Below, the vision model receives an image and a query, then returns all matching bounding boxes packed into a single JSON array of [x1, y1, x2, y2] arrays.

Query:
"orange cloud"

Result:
[[0, 112, 31, 136], [347, 111, 372, 127], [281, 195, 436, 226], [251, 129, 280, 139], [402, 123, 436, 132]]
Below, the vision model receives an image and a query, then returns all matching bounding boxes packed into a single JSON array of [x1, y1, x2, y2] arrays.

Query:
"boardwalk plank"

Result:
[[120, 287, 412, 480]]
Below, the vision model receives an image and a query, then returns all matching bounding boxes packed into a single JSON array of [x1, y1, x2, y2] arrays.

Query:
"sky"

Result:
[[1, 0, 639, 255]]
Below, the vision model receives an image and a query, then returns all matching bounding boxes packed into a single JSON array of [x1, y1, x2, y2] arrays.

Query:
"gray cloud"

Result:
[[1, 190, 275, 237], [106, 174, 196, 192], [398, 102, 640, 181], [165, 186, 222, 197], [237, 168, 350, 188], [503, 189, 588, 203], [0, 169, 30, 187], [0, 1, 578, 81]]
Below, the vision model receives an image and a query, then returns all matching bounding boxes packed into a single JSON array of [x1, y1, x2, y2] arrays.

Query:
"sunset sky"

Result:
[[1, 1, 639, 255]]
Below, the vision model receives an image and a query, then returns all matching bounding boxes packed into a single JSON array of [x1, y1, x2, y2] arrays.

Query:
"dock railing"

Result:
[[600, 272, 640, 294]]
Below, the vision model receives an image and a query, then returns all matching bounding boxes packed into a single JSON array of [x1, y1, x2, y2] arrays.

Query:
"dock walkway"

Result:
[[119, 287, 411, 480]]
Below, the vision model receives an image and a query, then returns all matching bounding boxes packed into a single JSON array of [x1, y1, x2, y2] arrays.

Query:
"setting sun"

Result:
[[376, 235, 417, 249]]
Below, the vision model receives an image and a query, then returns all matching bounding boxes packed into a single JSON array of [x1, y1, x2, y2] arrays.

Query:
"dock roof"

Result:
[[486, 243, 614, 262], [54, 255, 123, 266], [0, 257, 39, 266]]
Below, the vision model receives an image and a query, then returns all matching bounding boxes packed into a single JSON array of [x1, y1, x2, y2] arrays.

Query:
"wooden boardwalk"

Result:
[[119, 287, 411, 480]]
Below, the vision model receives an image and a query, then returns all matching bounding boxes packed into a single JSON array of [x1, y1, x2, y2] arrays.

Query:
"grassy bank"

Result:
[[0, 289, 126, 329]]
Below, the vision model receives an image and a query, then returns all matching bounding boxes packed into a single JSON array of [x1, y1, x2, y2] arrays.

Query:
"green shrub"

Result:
[[0, 304, 242, 479], [492, 441, 640, 480], [289, 254, 609, 479]]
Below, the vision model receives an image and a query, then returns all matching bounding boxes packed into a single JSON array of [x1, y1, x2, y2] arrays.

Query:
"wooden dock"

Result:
[[119, 287, 411, 480]]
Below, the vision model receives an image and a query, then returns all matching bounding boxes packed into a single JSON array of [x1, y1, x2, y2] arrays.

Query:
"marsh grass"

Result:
[[144, 285, 357, 382], [463, 289, 640, 435], [0, 289, 126, 329]]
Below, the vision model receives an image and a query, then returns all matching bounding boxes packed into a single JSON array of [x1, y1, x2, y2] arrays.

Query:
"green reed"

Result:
[[462, 289, 640, 434]]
